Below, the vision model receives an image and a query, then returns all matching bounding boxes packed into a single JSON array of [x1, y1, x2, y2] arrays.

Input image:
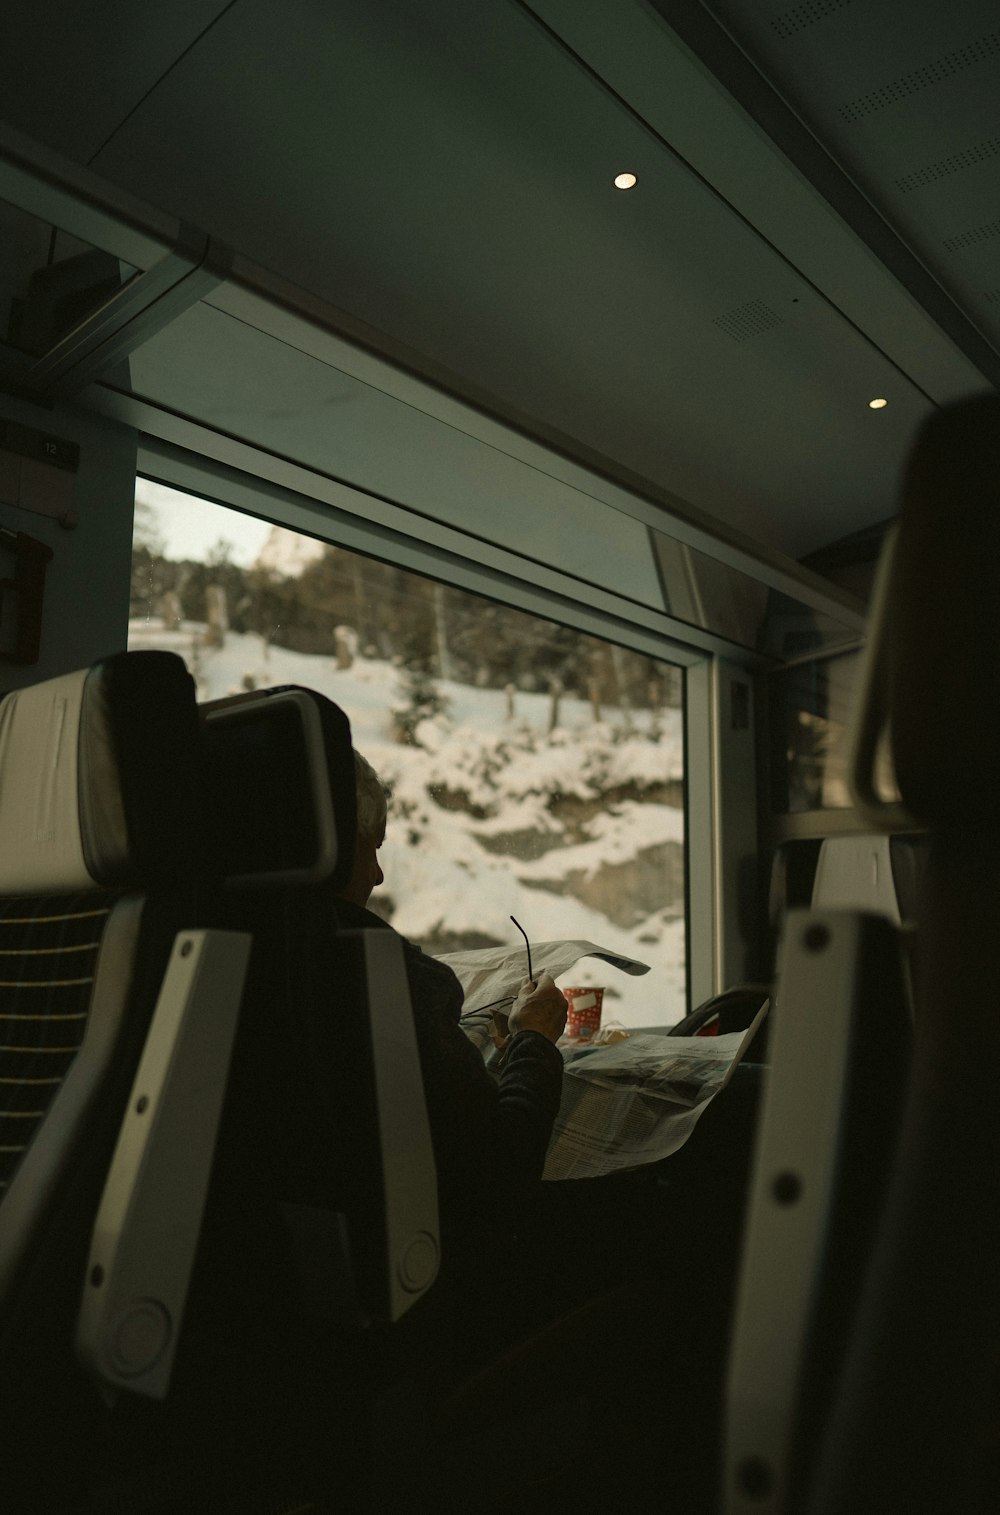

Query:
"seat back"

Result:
[[803, 394, 1000, 1515], [0, 660, 436, 1511], [722, 398, 1000, 1513], [725, 394, 1000, 1514], [194, 683, 439, 1329], [75, 681, 440, 1433], [0, 654, 204, 1300], [0, 651, 215, 1511], [198, 683, 357, 890]]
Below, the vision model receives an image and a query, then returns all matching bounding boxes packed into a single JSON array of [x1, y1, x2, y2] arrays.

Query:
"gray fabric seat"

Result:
[[0, 893, 116, 1197], [0, 651, 208, 1514]]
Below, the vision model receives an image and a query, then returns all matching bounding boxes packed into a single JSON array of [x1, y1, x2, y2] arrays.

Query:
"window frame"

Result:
[[134, 441, 766, 1017]]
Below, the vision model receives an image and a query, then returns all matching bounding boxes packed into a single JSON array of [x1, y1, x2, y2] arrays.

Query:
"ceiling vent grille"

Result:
[[895, 136, 1000, 192], [840, 32, 1000, 121], [770, 0, 853, 40], [943, 219, 1000, 252], [712, 301, 783, 342]]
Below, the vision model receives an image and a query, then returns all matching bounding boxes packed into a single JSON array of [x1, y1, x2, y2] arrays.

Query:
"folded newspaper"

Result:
[[543, 1004, 767, 1179]]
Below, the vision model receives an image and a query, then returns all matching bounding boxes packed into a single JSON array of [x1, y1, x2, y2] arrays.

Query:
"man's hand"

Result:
[[507, 971, 568, 1044]]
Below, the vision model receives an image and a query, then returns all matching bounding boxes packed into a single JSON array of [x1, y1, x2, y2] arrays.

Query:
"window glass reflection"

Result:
[[652, 528, 859, 658], [770, 653, 859, 813], [0, 198, 138, 356]]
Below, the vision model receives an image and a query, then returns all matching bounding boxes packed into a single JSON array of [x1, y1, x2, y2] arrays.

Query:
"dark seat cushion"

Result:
[[891, 393, 1000, 824]]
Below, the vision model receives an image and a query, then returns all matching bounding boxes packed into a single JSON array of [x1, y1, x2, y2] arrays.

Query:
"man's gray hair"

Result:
[[353, 750, 388, 839]]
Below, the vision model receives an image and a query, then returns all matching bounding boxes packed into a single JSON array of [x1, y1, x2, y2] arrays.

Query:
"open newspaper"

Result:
[[438, 938, 651, 1020], [441, 939, 768, 1181], [542, 1005, 767, 1179]]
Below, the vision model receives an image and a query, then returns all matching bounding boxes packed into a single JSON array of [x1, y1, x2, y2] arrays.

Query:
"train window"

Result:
[[130, 478, 688, 1027], [769, 651, 860, 813], [769, 649, 898, 815]]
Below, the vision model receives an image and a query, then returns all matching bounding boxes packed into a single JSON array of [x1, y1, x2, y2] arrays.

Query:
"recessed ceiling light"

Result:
[[614, 172, 637, 190], [868, 397, 888, 409]]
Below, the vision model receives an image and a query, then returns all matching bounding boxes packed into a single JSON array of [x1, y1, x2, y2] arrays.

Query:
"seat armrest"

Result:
[[359, 928, 441, 1322], [76, 929, 251, 1399], [723, 908, 909, 1513]]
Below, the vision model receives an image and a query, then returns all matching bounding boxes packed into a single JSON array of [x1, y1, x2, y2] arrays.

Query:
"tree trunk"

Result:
[[548, 677, 563, 733]]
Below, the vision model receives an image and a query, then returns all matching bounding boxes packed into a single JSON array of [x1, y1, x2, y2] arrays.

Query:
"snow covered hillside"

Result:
[[129, 619, 688, 1026]]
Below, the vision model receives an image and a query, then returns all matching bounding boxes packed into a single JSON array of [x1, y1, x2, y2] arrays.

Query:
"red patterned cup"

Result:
[[563, 986, 604, 1041]]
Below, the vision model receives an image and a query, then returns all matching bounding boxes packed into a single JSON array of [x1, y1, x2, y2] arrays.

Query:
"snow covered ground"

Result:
[[129, 619, 688, 1026]]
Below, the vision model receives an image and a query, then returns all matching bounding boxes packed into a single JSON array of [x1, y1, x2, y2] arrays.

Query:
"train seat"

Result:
[[0, 659, 438, 1513], [723, 392, 1000, 1515], [802, 391, 1000, 1515], [171, 685, 676, 1511], [80, 681, 441, 1512], [188, 684, 441, 1331], [666, 830, 925, 1048], [0, 650, 230, 1514]]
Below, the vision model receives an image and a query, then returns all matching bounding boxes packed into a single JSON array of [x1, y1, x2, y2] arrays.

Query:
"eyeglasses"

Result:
[[510, 914, 533, 986], [458, 915, 534, 1023]]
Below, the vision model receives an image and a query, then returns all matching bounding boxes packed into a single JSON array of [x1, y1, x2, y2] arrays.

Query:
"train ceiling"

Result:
[[0, 0, 997, 564]]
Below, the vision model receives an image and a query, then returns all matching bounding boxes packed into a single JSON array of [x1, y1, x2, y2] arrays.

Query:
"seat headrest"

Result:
[[0, 651, 202, 894], [199, 685, 357, 889], [890, 392, 1000, 825]]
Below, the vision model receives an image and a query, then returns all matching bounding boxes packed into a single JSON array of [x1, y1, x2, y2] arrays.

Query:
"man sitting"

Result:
[[333, 751, 568, 1255]]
